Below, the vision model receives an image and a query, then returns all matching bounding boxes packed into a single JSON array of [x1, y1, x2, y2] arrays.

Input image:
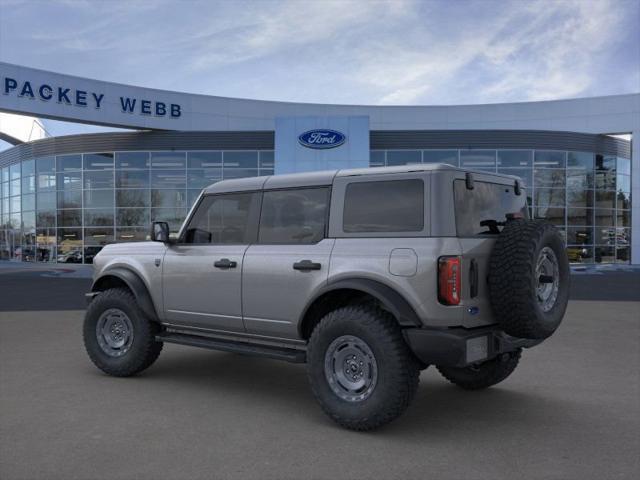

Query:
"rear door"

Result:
[[242, 187, 333, 339]]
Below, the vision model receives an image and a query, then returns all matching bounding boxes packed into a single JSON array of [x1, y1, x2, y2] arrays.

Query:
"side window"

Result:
[[258, 188, 329, 244], [343, 179, 424, 233], [183, 193, 259, 244]]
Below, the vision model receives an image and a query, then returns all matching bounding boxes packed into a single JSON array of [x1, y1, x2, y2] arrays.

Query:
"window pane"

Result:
[[259, 151, 274, 169], [534, 206, 565, 225], [616, 210, 630, 227], [534, 151, 566, 168], [567, 169, 593, 189], [116, 152, 149, 169], [386, 151, 421, 166], [187, 169, 222, 189], [57, 154, 82, 171], [567, 208, 593, 226], [84, 190, 114, 209], [344, 180, 424, 233], [84, 209, 114, 227], [188, 189, 202, 207], [117, 189, 150, 208], [224, 151, 258, 168], [616, 157, 630, 176], [83, 153, 114, 170], [498, 168, 532, 187], [22, 159, 35, 176], [616, 191, 631, 210], [567, 227, 592, 245], [596, 155, 616, 172], [10, 178, 20, 196], [595, 246, 615, 264], [151, 189, 187, 208], [84, 170, 114, 189], [223, 168, 258, 179], [84, 228, 114, 246], [151, 208, 188, 233], [36, 157, 55, 174], [116, 227, 149, 242], [455, 181, 528, 235], [370, 151, 385, 167], [22, 194, 35, 211], [259, 188, 329, 244], [150, 151, 186, 169], [57, 171, 82, 190], [567, 246, 593, 264], [21, 175, 36, 194], [567, 151, 594, 169], [566, 189, 593, 208], [151, 170, 186, 188], [116, 170, 149, 188], [534, 188, 565, 207], [183, 193, 258, 244], [10, 196, 20, 213], [595, 209, 615, 226], [423, 150, 458, 165], [57, 190, 82, 209], [37, 173, 56, 191], [460, 150, 496, 170], [534, 169, 565, 188], [36, 211, 55, 228], [57, 209, 82, 227], [616, 174, 630, 193], [595, 227, 616, 246], [497, 150, 532, 168], [595, 170, 616, 190], [187, 151, 222, 169], [117, 208, 150, 227]]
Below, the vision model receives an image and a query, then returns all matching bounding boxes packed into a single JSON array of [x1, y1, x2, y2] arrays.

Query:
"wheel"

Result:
[[307, 304, 420, 431], [488, 219, 570, 339], [437, 349, 521, 390], [83, 288, 163, 377]]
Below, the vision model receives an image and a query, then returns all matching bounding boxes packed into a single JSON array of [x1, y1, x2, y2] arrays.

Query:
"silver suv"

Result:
[[84, 164, 569, 430]]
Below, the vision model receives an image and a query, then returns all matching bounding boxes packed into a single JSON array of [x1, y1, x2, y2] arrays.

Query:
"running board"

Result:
[[156, 332, 307, 363]]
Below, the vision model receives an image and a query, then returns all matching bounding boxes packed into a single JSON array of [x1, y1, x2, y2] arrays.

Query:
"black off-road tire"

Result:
[[437, 350, 521, 390], [307, 304, 420, 431], [83, 288, 163, 377], [488, 219, 570, 339]]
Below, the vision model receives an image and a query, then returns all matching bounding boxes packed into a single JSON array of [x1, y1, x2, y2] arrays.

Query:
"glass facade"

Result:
[[0, 151, 274, 263], [371, 149, 632, 264], [0, 147, 631, 264]]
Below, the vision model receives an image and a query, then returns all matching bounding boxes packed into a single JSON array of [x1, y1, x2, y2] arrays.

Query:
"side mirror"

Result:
[[151, 221, 170, 243]]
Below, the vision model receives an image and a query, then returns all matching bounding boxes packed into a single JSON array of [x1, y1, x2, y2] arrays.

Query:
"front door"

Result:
[[162, 192, 260, 333]]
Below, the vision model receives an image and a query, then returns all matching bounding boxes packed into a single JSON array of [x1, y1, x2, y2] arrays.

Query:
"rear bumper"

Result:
[[403, 326, 542, 368]]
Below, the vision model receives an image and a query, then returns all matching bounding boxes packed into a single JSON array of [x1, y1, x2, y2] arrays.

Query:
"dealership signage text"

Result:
[[298, 129, 346, 149], [2, 77, 181, 118]]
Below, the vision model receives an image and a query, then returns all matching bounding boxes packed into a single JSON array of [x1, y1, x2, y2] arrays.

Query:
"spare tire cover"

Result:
[[488, 219, 570, 339]]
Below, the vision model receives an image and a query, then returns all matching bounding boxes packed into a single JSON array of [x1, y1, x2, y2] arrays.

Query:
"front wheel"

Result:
[[436, 350, 521, 390], [307, 305, 420, 431], [83, 288, 163, 377]]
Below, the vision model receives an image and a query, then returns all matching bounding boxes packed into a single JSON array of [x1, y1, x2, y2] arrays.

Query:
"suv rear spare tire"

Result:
[[488, 219, 569, 340]]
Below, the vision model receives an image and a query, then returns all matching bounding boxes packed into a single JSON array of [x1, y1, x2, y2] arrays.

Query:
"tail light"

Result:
[[438, 256, 461, 305]]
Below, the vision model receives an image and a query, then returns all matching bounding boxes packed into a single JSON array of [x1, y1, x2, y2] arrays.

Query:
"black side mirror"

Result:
[[151, 221, 170, 243]]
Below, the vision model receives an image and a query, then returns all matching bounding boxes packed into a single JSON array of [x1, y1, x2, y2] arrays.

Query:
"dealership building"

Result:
[[0, 62, 638, 265]]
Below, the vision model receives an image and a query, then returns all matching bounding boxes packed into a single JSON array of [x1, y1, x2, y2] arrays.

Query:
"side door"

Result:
[[242, 187, 334, 339], [162, 191, 260, 333]]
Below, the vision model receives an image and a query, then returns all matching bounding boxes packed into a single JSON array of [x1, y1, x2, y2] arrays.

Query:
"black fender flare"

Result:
[[91, 267, 159, 321], [299, 278, 422, 334]]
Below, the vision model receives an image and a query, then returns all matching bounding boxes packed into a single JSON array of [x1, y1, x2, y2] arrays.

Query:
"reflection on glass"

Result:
[[567, 227, 592, 245], [567, 208, 593, 226], [84, 170, 114, 189], [370, 151, 385, 167], [116, 170, 149, 188], [567, 151, 594, 169], [84, 209, 115, 227], [534, 188, 565, 207], [151, 170, 186, 188], [386, 150, 421, 166], [460, 150, 496, 169], [151, 189, 187, 208], [534, 151, 566, 168], [117, 189, 150, 208], [423, 150, 458, 165], [116, 152, 149, 169], [595, 246, 615, 264], [57, 155, 82, 171], [223, 151, 258, 168], [534, 169, 565, 188], [497, 150, 532, 168], [150, 152, 186, 169], [84, 190, 114, 209], [83, 153, 114, 170], [594, 209, 615, 226], [188, 151, 222, 169], [117, 208, 149, 227]]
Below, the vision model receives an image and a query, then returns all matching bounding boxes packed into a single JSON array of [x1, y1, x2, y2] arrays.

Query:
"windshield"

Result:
[[454, 179, 528, 236]]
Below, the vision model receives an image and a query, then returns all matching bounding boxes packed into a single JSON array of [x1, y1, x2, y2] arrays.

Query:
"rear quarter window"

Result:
[[343, 179, 424, 233], [454, 179, 528, 236]]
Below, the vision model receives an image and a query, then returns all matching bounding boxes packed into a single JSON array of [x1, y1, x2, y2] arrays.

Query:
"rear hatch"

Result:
[[453, 174, 529, 327]]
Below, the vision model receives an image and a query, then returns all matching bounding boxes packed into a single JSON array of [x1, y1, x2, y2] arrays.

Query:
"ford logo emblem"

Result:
[[298, 129, 346, 149]]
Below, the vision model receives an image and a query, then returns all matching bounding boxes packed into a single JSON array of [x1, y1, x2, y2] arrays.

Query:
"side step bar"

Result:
[[156, 332, 307, 363]]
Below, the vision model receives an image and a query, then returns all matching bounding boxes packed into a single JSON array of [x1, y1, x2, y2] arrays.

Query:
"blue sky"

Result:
[[0, 0, 638, 142]]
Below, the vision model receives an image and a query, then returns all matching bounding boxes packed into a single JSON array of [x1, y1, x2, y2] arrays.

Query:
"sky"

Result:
[[0, 0, 639, 143]]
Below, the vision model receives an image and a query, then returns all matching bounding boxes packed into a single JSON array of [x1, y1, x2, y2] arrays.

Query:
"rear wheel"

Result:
[[83, 288, 163, 377], [307, 304, 420, 431], [437, 350, 521, 390]]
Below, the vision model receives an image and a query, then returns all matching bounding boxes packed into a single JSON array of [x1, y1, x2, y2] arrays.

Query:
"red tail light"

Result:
[[438, 256, 461, 305]]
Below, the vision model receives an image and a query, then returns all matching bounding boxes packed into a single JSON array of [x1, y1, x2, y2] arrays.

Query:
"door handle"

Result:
[[293, 260, 321, 271], [214, 258, 237, 269]]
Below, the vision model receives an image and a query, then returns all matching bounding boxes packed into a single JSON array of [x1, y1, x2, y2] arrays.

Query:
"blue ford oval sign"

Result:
[[298, 129, 346, 149]]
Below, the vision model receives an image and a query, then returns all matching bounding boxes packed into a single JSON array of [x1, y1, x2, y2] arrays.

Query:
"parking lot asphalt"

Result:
[[0, 270, 639, 480]]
